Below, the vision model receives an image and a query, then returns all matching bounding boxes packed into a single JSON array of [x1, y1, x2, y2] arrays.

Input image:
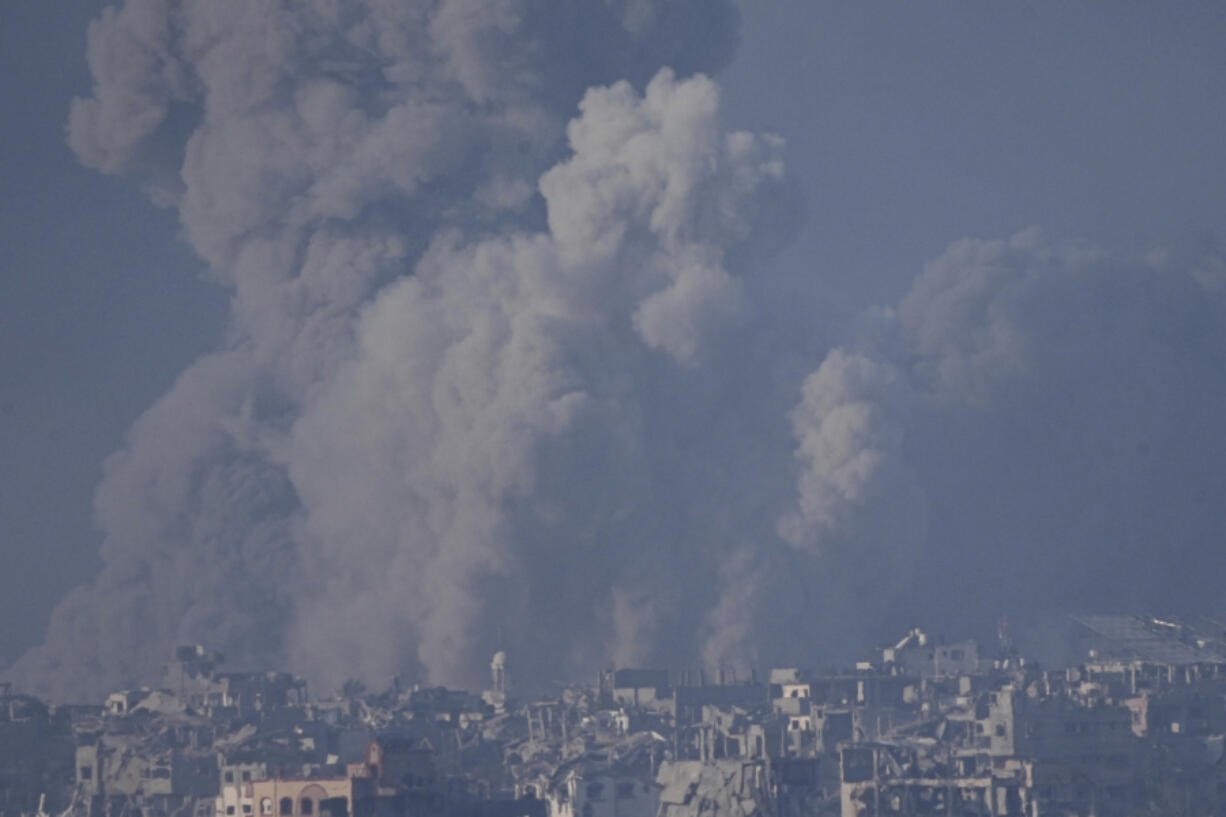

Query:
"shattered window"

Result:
[[260, 799, 272, 816]]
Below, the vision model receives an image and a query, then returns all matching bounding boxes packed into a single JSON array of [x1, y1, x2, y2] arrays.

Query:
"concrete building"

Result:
[[608, 670, 669, 710], [881, 629, 981, 679], [531, 732, 665, 817], [840, 743, 1035, 817], [165, 645, 308, 714], [243, 776, 373, 817], [0, 691, 74, 815]]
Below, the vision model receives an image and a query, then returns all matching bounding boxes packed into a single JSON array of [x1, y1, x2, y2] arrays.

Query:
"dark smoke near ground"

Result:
[[9, 1, 1226, 702]]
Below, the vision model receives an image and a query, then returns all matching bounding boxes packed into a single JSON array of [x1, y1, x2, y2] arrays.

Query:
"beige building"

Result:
[[217, 777, 373, 817]]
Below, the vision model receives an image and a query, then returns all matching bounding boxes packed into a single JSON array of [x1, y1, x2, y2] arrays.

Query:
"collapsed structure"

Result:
[[5, 616, 1226, 817]]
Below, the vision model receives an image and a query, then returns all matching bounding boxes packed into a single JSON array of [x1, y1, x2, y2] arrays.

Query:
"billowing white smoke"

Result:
[[10, 0, 804, 700], [285, 70, 790, 689], [14, 1, 1226, 701]]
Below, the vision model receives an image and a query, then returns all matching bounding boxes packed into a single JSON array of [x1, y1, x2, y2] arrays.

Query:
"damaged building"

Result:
[[9, 622, 1226, 817], [0, 687, 74, 816]]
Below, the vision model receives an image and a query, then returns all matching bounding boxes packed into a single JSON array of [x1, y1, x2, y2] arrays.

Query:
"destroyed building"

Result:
[[74, 702, 220, 817], [540, 732, 665, 817], [10, 621, 1226, 817], [656, 755, 828, 817], [0, 688, 74, 815], [880, 630, 982, 680], [165, 646, 309, 716]]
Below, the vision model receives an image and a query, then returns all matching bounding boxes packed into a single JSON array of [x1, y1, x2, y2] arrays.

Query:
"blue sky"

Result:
[[720, 2, 1226, 306]]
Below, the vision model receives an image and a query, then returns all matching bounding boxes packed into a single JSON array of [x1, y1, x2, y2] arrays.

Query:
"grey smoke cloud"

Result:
[[285, 69, 789, 690], [9, 0, 767, 701], [779, 230, 1226, 652], [12, 0, 1226, 702], [779, 348, 918, 555]]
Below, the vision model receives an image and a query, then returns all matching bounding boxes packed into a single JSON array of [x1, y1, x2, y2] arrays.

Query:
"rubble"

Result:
[[7, 619, 1226, 816]]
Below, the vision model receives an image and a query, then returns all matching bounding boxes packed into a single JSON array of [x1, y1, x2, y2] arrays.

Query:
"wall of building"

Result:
[[548, 771, 658, 817], [248, 777, 358, 817]]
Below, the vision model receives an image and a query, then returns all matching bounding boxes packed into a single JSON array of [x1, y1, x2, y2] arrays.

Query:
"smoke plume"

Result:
[[11, 2, 1226, 701], [12, 0, 800, 700], [778, 230, 1226, 651]]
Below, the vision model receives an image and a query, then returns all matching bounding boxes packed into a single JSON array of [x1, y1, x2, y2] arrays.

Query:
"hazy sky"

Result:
[[2, 1, 1224, 696], [0, 1, 224, 663]]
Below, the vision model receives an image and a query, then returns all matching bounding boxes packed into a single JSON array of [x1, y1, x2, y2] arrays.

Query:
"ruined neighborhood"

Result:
[[3, 616, 1226, 817], [7, 1, 1226, 816]]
